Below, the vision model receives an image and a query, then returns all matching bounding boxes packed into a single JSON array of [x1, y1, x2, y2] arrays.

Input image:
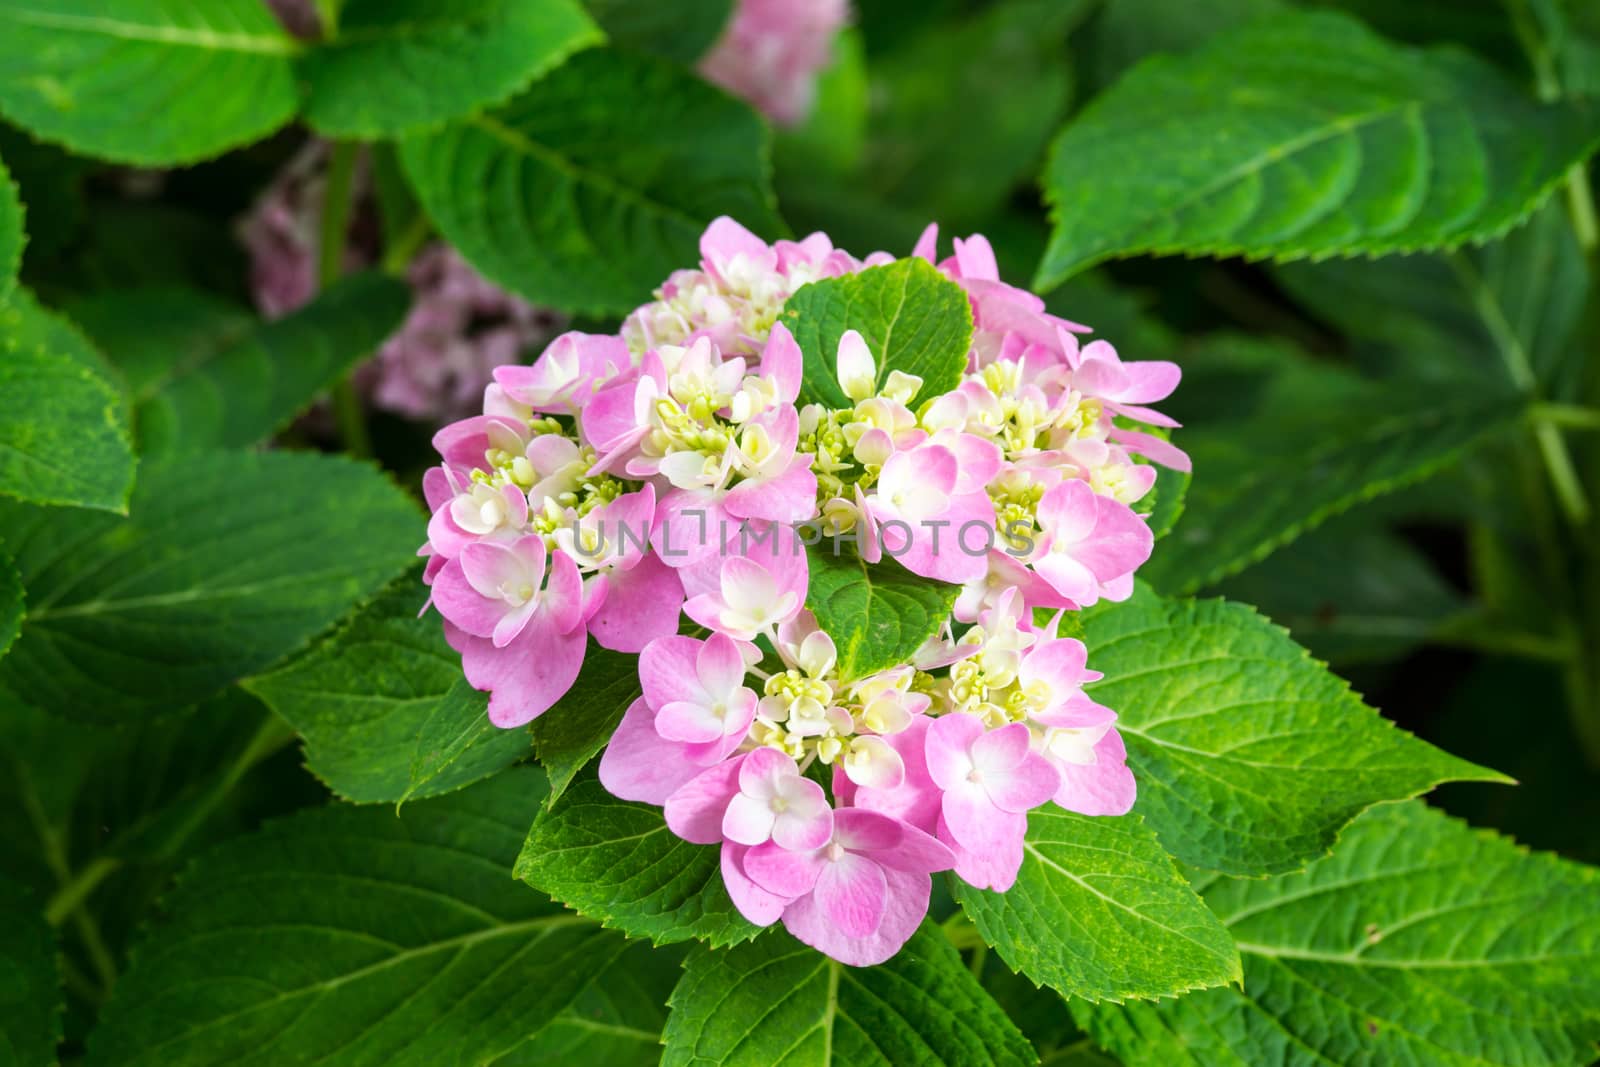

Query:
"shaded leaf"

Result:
[[0, 149, 19, 298], [0, 877, 59, 1067], [0, 542, 19, 661], [581, 0, 732, 62], [531, 644, 640, 807], [806, 549, 959, 682], [504, 939, 684, 1065]]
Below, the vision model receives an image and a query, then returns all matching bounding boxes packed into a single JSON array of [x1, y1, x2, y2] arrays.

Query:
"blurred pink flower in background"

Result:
[[262, 0, 319, 38], [238, 142, 564, 422], [699, 0, 851, 125]]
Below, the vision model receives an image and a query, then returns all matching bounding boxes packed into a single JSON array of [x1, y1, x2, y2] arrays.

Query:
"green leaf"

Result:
[[0, 450, 420, 722], [0, 288, 134, 513], [1211, 513, 1467, 664], [775, 27, 868, 179], [516, 773, 760, 947], [298, 0, 602, 138], [953, 807, 1241, 1003], [1142, 337, 1521, 594], [0, 877, 59, 1067], [505, 940, 684, 1065], [663, 923, 1036, 1066], [531, 644, 640, 806], [805, 549, 959, 682], [136, 272, 410, 456], [0, 0, 299, 165], [85, 769, 631, 1067], [1074, 801, 1600, 1066], [0, 543, 19, 660], [401, 47, 780, 316], [1036, 11, 1600, 287], [245, 575, 527, 804], [581, 0, 732, 63], [781, 257, 974, 409], [1080, 0, 1284, 93], [1080, 584, 1509, 875], [0, 150, 20, 298]]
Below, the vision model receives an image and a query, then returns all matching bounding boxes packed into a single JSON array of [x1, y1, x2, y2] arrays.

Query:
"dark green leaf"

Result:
[[0, 450, 421, 722], [0, 542, 17, 661], [1081, 585, 1509, 875], [505, 940, 684, 1065], [581, 0, 732, 62], [401, 47, 780, 315], [299, 0, 602, 138], [1075, 802, 1600, 1066], [0, 0, 299, 165], [531, 644, 640, 806], [245, 575, 527, 804], [0, 288, 134, 513], [516, 773, 759, 947], [805, 549, 959, 682], [1037, 12, 1600, 286], [781, 257, 974, 408], [953, 807, 1241, 1003], [85, 769, 630, 1067], [136, 272, 409, 456], [67, 286, 254, 412], [0, 877, 59, 1067], [663, 924, 1036, 1066], [0, 149, 19, 298]]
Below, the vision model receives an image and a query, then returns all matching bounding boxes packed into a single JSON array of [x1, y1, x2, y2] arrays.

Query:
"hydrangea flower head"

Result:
[[422, 216, 1186, 965]]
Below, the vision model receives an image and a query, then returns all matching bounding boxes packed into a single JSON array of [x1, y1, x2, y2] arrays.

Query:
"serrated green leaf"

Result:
[[805, 548, 959, 682], [531, 644, 640, 807], [781, 257, 974, 409], [0, 0, 299, 166], [953, 807, 1240, 1003], [1141, 338, 1520, 594], [85, 769, 629, 1067], [298, 0, 602, 138], [0, 288, 134, 513], [0, 150, 20, 299], [1080, 585, 1509, 875], [0, 546, 18, 662], [581, 0, 732, 62], [245, 575, 527, 804], [401, 47, 780, 316], [516, 773, 760, 947], [0, 877, 59, 1067], [0, 450, 420, 722], [1037, 11, 1600, 287], [1074, 801, 1600, 1066], [136, 272, 409, 456], [663, 923, 1036, 1066]]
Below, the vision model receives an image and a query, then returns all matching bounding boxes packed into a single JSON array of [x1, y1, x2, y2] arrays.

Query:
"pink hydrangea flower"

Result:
[[698, 0, 851, 126]]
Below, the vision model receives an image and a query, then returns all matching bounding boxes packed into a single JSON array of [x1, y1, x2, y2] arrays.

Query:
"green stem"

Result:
[[318, 141, 373, 458], [314, 0, 342, 38], [18, 767, 120, 993], [155, 715, 298, 860], [46, 857, 121, 927], [382, 212, 434, 277], [1533, 402, 1600, 431], [967, 939, 988, 980]]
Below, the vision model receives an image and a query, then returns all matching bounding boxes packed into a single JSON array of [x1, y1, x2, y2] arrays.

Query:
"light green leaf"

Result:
[[85, 769, 630, 1067], [1081, 585, 1509, 875], [0, 543, 18, 661], [245, 575, 527, 804], [1074, 801, 1600, 1066], [1142, 338, 1520, 594], [0, 288, 134, 513], [0, 151, 20, 299], [0, 877, 58, 1067], [299, 0, 602, 138], [581, 0, 732, 62], [1037, 12, 1600, 287], [781, 257, 974, 409], [0, 450, 420, 722], [805, 549, 959, 682], [516, 773, 759, 947], [0, 0, 299, 165], [531, 644, 640, 807], [136, 272, 409, 456], [953, 807, 1241, 1003], [1211, 513, 1467, 664], [401, 47, 780, 316], [506, 940, 684, 1066], [663, 923, 1036, 1066]]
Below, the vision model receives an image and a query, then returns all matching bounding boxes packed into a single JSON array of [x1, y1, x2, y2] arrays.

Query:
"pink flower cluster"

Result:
[[238, 141, 564, 421], [699, 0, 851, 125], [419, 218, 1188, 964]]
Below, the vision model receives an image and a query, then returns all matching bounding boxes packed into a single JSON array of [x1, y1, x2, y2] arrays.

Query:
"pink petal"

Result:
[[1115, 360, 1182, 404], [924, 712, 985, 791], [782, 866, 931, 967], [911, 222, 939, 263], [941, 810, 1027, 892], [743, 840, 825, 898], [983, 751, 1062, 814], [586, 554, 683, 653], [869, 820, 956, 875], [952, 235, 998, 281], [771, 783, 833, 852], [655, 699, 728, 744], [939, 782, 1002, 855], [543, 549, 586, 634], [1052, 729, 1137, 817], [700, 216, 773, 280], [722, 792, 778, 846], [830, 808, 905, 854], [971, 721, 1033, 773], [460, 538, 544, 601], [451, 617, 586, 728], [638, 635, 707, 713], [724, 457, 817, 523], [722, 843, 788, 927], [850, 717, 941, 834], [598, 697, 702, 803], [1109, 427, 1191, 473], [665, 756, 746, 844], [1019, 638, 1090, 696], [1037, 479, 1099, 544], [760, 321, 802, 404], [697, 632, 751, 698], [430, 558, 500, 639], [814, 853, 887, 938]]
